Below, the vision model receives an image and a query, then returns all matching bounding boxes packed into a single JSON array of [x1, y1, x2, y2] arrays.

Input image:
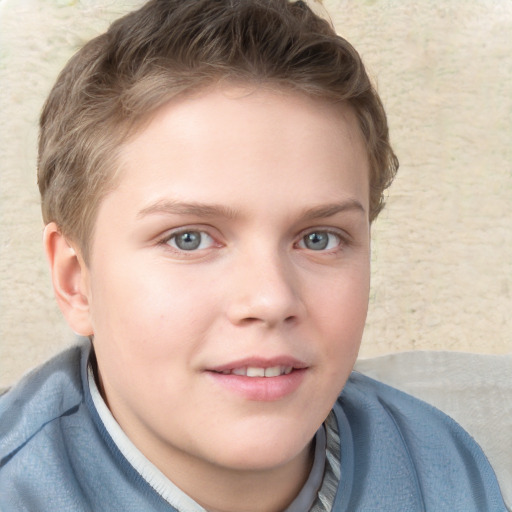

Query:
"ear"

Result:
[[43, 222, 93, 336]]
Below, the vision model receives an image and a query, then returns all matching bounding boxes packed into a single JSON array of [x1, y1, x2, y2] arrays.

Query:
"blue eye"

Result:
[[299, 231, 341, 251], [166, 230, 214, 251]]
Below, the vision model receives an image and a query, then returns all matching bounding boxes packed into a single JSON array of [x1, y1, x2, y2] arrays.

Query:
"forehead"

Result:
[[104, 85, 370, 223], [134, 84, 365, 151]]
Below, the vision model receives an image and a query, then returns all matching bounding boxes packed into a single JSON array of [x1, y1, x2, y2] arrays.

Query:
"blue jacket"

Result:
[[0, 343, 506, 511]]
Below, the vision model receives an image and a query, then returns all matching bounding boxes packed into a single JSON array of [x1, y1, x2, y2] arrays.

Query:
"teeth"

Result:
[[221, 366, 294, 377], [247, 367, 265, 377], [264, 366, 281, 377]]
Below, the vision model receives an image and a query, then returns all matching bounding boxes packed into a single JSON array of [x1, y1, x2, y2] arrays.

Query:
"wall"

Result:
[[1, 0, 511, 388]]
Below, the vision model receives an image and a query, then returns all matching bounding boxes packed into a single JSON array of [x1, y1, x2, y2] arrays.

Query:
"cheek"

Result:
[[89, 266, 204, 397], [315, 263, 369, 324], [92, 258, 192, 320], [88, 258, 222, 366], [310, 265, 370, 358]]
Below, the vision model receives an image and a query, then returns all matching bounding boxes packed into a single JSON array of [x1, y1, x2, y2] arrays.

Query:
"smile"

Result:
[[206, 359, 308, 401], [217, 366, 294, 377]]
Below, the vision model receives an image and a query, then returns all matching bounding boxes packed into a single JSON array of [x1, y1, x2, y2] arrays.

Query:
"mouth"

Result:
[[207, 357, 307, 377], [205, 358, 308, 401], [214, 365, 294, 377]]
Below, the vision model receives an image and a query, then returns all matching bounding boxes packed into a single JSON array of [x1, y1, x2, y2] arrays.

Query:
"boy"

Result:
[[0, 0, 506, 510]]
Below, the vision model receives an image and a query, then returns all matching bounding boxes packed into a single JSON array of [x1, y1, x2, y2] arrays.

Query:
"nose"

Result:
[[225, 249, 305, 328]]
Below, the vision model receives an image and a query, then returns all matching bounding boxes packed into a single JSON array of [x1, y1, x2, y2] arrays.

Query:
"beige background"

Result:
[[1, 0, 511, 388]]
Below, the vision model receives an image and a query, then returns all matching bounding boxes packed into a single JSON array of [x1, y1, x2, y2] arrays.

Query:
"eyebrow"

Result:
[[137, 199, 366, 220], [137, 200, 240, 220], [300, 200, 366, 221]]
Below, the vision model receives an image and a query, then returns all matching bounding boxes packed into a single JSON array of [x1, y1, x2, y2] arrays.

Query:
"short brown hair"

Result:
[[38, 0, 398, 260]]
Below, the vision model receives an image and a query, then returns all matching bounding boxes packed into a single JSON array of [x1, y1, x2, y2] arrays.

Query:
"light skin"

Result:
[[45, 85, 371, 512]]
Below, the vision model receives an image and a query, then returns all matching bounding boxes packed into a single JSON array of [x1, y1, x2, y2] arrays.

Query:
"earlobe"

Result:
[[43, 222, 93, 336]]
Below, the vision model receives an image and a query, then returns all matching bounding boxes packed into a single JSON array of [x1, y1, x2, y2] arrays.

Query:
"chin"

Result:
[[204, 420, 316, 472]]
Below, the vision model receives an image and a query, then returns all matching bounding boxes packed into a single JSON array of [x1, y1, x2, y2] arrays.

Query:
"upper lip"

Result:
[[207, 356, 308, 373]]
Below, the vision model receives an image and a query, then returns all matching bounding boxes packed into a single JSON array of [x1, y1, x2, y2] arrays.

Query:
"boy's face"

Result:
[[77, 86, 370, 484]]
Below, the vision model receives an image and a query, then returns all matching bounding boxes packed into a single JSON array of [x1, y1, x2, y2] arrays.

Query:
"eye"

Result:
[[166, 230, 215, 251], [298, 231, 342, 251]]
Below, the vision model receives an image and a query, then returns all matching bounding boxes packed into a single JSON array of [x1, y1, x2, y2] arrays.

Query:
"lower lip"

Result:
[[206, 369, 307, 401]]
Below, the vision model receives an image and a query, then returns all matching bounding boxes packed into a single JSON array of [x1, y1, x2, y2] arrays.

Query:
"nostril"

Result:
[[240, 317, 260, 324], [239, 315, 296, 327]]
